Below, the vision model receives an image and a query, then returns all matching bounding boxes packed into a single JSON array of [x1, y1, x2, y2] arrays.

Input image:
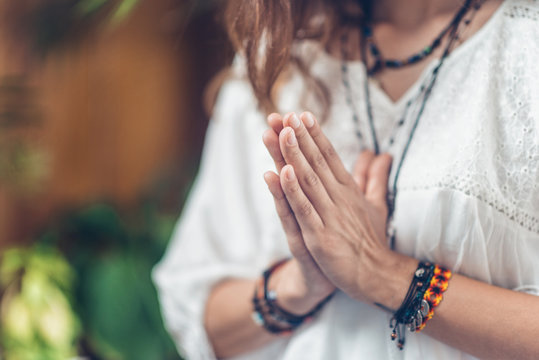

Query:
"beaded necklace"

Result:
[[340, 0, 484, 248], [364, 0, 475, 75]]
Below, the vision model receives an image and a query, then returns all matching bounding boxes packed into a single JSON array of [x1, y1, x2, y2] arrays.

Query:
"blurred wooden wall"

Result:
[[0, 0, 231, 248]]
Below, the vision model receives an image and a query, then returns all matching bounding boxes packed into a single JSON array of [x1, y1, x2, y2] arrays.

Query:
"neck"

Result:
[[370, 0, 468, 28]]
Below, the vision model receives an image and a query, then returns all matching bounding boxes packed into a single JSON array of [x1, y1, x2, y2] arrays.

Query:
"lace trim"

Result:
[[504, 0, 539, 21], [399, 182, 539, 234]]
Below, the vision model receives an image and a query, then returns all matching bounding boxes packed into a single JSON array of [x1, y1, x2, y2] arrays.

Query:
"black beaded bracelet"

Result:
[[252, 259, 334, 335], [390, 262, 435, 349]]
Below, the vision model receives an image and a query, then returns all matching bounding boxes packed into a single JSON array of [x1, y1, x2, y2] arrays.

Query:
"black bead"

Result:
[[408, 54, 422, 63], [370, 45, 380, 57], [363, 26, 373, 37], [386, 60, 403, 68]]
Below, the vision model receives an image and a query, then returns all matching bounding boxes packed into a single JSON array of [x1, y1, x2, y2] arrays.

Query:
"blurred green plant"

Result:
[[0, 245, 81, 360], [38, 201, 183, 360], [2, 0, 141, 59], [32, 0, 141, 55], [77, 0, 139, 21], [0, 200, 184, 360]]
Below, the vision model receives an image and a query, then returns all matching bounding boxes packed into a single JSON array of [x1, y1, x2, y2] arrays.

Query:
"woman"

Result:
[[153, 0, 539, 359]]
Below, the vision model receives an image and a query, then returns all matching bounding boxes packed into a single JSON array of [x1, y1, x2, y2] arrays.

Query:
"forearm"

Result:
[[426, 273, 539, 359], [204, 278, 275, 359], [376, 253, 539, 359], [204, 260, 328, 358]]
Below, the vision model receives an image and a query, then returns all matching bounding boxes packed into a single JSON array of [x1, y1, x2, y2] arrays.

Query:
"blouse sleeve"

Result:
[[152, 64, 289, 359]]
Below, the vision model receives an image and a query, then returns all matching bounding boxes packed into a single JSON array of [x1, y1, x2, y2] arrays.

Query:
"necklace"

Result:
[[340, 0, 484, 249], [364, 0, 475, 75]]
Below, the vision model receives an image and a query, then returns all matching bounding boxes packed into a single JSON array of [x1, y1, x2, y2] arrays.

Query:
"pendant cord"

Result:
[[360, 31, 380, 155], [387, 0, 475, 222], [358, 0, 481, 249]]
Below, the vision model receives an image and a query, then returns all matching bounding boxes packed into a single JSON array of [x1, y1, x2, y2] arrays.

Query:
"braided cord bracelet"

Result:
[[417, 265, 452, 331], [252, 259, 333, 335], [390, 262, 452, 349]]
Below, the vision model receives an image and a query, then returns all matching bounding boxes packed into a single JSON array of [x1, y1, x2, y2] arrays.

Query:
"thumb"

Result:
[[364, 154, 393, 210]]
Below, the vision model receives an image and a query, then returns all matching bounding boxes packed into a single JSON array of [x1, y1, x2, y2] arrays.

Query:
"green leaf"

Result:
[[112, 0, 139, 22], [0, 248, 26, 286], [76, 0, 110, 15]]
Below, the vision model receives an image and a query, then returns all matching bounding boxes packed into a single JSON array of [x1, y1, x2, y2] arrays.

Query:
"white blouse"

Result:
[[153, 1, 539, 359]]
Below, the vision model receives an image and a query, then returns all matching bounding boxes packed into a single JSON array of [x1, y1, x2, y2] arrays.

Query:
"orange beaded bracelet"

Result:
[[416, 265, 452, 331]]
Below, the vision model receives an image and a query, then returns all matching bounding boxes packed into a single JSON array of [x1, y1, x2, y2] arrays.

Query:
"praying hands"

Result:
[[262, 112, 417, 314]]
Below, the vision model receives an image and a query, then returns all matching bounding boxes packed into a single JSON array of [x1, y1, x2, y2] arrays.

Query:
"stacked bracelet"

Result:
[[390, 262, 452, 350], [417, 265, 452, 331], [251, 259, 333, 335]]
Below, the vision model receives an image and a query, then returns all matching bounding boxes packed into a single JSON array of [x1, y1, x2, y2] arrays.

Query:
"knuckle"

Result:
[[273, 190, 285, 201], [298, 201, 313, 216], [323, 145, 337, 159], [278, 208, 295, 222], [310, 125, 322, 138], [294, 126, 307, 139], [303, 172, 319, 187], [285, 145, 300, 158], [287, 181, 301, 194], [312, 153, 327, 169]]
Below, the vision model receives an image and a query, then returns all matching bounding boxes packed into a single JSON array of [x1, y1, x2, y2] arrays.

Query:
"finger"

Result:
[[267, 112, 284, 134], [280, 165, 324, 231], [279, 127, 333, 216], [301, 111, 352, 185], [365, 154, 393, 210], [264, 171, 303, 242], [282, 112, 337, 189], [352, 150, 375, 192], [262, 129, 287, 172]]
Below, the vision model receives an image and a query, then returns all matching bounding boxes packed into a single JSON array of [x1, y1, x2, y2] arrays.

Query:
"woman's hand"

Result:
[[262, 113, 335, 315], [265, 112, 415, 308]]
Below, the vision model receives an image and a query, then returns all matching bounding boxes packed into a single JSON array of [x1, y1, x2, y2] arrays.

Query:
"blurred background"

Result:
[[0, 0, 232, 358]]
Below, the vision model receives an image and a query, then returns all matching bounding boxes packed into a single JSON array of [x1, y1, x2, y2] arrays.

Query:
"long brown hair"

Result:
[[220, 0, 367, 116]]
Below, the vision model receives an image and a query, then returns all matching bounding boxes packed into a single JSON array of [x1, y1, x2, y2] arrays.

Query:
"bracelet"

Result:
[[252, 259, 295, 335], [417, 265, 452, 331], [251, 258, 333, 335], [390, 262, 451, 350]]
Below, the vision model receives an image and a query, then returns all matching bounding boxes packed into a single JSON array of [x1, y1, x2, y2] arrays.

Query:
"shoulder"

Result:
[[495, 0, 539, 59], [209, 55, 264, 134], [486, 1, 539, 120]]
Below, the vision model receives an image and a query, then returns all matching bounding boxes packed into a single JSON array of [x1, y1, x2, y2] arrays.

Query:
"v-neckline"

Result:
[[318, 0, 506, 111], [366, 59, 439, 111]]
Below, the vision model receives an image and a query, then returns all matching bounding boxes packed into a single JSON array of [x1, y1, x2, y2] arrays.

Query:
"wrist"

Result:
[[365, 250, 419, 312], [269, 259, 334, 315]]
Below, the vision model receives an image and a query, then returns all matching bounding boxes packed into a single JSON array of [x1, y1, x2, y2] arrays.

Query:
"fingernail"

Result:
[[285, 167, 295, 181], [304, 112, 315, 128], [287, 129, 297, 146], [290, 113, 300, 129]]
